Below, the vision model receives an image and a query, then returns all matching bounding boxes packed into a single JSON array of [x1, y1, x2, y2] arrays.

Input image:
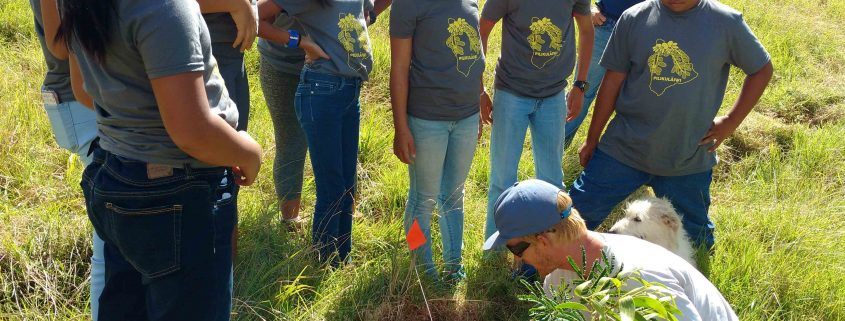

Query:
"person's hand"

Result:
[[591, 6, 606, 26], [301, 35, 330, 64], [230, 0, 258, 52], [566, 89, 584, 122], [393, 126, 416, 164], [233, 131, 262, 186], [578, 140, 597, 168], [699, 115, 739, 152], [480, 90, 493, 125]]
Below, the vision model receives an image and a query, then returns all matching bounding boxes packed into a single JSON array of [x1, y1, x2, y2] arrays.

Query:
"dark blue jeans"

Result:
[[295, 68, 362, 265], [81, 147, 236, 321], [569, 148, 715, 249]]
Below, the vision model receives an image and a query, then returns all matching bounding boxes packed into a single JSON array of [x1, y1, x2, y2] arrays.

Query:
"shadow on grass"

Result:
[[232, 205, 533, 320], [347, 251, 532, 321]]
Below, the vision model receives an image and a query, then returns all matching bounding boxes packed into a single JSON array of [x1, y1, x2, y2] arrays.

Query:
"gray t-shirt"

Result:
[[272, 0, 373, 80], [390, 0, 485, 121], [257, 12, 306, 76], [598, 0, 770, 176], [73, 0, 238, 168], [481, 0, 590, 98], [29, 0, 74, 102]]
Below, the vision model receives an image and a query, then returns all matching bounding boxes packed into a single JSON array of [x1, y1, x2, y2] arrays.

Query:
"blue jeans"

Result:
[[295, 69, 362, 265], [564, 18, 615, 148], [569, 148, 715, 249], [81, 148, 236, 321], [42, 95, 105, 320], [405, 113, 479, 276], [213, 43, 250, 131], [485, 89, 566, 240]]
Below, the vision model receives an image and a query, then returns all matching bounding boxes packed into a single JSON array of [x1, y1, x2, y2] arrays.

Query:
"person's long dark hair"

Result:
[[316, 0, 331, 7], [56, 0, 115, 63]]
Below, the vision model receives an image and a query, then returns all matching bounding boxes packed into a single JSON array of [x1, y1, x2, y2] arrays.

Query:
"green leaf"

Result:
[[574, 280, 593, 296], [633, 297, 669, 318], [568, 256, 584, 278], [619, 296, 636, 321], [556, 302, 589, 311]]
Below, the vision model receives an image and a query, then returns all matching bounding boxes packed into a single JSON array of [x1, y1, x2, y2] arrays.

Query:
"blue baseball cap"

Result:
[[482, 179, 572, 250]]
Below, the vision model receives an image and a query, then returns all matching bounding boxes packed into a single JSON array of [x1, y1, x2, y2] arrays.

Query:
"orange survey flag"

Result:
[[406, 218, 427, 251]]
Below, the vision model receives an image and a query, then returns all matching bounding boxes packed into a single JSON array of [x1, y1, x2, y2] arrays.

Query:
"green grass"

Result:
[[1, 0, 844, 319]]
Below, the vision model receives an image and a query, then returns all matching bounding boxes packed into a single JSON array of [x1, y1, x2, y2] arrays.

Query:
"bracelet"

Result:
[[286, 29, 300, 49]]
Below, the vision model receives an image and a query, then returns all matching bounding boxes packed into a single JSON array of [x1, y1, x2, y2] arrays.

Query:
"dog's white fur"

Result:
[[609, 197, 695, 265]]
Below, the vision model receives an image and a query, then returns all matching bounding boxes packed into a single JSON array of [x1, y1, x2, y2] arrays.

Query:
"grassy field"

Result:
[[1, 0, 844, 319]]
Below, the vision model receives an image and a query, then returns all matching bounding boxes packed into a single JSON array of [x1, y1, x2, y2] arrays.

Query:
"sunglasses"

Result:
[[506, 241, 531, 257]]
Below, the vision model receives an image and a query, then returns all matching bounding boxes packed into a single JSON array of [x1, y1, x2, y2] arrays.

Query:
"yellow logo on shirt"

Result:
[[338, 13, 371, 71], [647, 39, 698, 96], [446, 18, 481, 77], [527, 17, 563, 69]]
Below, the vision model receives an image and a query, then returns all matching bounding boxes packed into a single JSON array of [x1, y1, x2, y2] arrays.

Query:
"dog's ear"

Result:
[[660, 213, 680, 231]]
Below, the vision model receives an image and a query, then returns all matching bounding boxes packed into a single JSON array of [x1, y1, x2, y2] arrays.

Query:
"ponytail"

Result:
[[56, 0, 116, 63]]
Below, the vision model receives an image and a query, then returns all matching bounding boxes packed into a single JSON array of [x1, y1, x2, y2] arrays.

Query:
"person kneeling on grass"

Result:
[[483, 179, 739, 320]]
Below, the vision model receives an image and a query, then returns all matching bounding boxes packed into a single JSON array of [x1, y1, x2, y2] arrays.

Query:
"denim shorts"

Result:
[[42, 89, 97, 163]]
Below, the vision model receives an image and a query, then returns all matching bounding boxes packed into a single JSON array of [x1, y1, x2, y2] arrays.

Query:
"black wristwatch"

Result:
[[573, 80, 590, 93]]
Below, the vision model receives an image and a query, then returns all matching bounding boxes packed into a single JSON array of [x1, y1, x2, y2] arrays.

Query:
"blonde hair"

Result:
[[523, 191, 587, 244]]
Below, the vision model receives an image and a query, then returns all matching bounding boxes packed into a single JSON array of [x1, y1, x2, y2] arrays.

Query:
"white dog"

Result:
[[609, 197, 695, 265]]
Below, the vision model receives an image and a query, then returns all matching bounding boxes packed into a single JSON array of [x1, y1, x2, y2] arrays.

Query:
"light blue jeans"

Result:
[[485, 89, 567, 240], [404, 113, 479, 277], [43, 95, 104, 320], [564, 18, 615, 148]]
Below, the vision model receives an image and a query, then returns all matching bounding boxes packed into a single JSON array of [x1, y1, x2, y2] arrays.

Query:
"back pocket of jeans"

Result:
[[44, 103, 78, 151], [106, 202, 182, 279]]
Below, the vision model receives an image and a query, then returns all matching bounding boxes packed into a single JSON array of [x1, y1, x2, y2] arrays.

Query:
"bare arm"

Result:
[[197, 0, 257, 51], [565, 13, 594, 122], [257, 0, 327, 63], [196, 0, 249, 13], [479, 18, 497, 87], [373, 0, 392, 16], [699, 62, 773, 151], [389, 37, 415, 164], [151, 72, 262, 185], [578, 70, 626, 167], [40, 0, 67, 59], [727, 62, 774, 122], [572, 13, 593, 84], [257, 0, 290, 44], [68, 54, 94, 109], [478, 18, 497, 125]]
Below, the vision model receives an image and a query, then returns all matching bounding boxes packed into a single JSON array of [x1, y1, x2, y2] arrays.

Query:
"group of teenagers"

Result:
[[30, 0, 772, 318]]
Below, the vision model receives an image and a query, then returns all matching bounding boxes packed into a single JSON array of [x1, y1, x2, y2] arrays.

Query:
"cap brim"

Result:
[[482, 231, 507, 250]]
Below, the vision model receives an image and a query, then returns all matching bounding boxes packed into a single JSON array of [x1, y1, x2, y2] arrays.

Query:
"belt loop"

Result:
[[184, 163, 193, 179]]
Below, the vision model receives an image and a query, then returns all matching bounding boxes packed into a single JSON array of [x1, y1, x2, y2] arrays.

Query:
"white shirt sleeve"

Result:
[[637, 269, 703, 321]]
